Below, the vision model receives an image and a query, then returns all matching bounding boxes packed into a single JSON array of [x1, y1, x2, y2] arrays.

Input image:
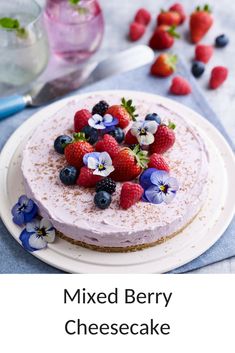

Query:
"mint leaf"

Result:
[[0, 17, 20, 29], [69, 0, 81, 5]]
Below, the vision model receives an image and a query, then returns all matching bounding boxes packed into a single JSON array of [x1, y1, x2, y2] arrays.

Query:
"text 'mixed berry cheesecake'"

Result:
[[20, 93, 209, 252]]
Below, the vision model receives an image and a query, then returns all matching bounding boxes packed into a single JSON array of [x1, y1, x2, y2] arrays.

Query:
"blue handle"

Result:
[[0, 95, 27, 120]]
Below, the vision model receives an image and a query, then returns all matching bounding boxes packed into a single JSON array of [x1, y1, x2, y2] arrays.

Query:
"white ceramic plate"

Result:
[[0, 90, 235, 273]]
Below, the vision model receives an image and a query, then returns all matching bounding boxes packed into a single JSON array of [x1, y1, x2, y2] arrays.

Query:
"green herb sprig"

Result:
[[0, 17, 27, 39]]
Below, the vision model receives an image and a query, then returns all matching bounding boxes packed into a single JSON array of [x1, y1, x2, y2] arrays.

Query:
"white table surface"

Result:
[[32, 1, 235, 273]]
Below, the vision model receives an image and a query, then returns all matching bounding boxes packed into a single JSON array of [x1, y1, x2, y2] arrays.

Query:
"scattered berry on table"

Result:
[[190, 4, 213, 44], [94, 191, 112, 209], [77, 166, 102, 188], [209, 66, 228, 89], [169, 3, 186, 24], [148, 153, 170, 172], [149, 25, 180, 50], [157, 10, 181, 27], [191, 61, 205, 78], [150, 122, 176, 154], [54, 135, 72, 154], [170, 76, 192, 95], [96, 178, 116, 194], [64, 133, 94, 169], [91, 100, 109, 116], [59, 166, 78, 186], [134, 8, 151, 26], [107, 98, 138, 129], [129, 22, 146, 41], [145, 113, 161, 124], [81, 125, 98, 145], [95, 134, 120, 159], [151, 53, 177, 77], [125, 129, 138, 145], [107, 127, 125, 143], [195, 44, 213, 63], [120, 182, 144, 210], [74, 109, 92, 132], [111, 145, 149, 182], [215, 34, 229, 48]]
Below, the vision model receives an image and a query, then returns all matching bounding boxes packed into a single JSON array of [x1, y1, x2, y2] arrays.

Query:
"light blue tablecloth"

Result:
[[0, 60, 234, 273]]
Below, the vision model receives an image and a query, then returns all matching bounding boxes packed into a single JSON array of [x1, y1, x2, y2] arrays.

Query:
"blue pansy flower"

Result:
[[143, 170, 179, 204], [19, 218, 55, 252], [83, 151, 114, 177], [88, 114, 118, 130], [11, 195, 38, 226]]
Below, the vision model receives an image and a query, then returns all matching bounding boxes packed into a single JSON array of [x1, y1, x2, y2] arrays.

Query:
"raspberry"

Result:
[[170, 76, 192, 95], [195, 44, 213, 63], [129, 22, 146, 41], [134, 8, 151, 26], [120, 182, 144, 209], [74, 109, 92, 132], [209, 66, 228, 89], [148, 153, 170, 172]]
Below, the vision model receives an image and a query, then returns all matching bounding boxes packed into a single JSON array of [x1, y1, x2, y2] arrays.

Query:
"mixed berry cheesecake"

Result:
[[21, 92, 209, 252]]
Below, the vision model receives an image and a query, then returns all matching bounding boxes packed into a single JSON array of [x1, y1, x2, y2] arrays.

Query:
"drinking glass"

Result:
[[0, 0, 49, 96], [44, 0, 104, 63]]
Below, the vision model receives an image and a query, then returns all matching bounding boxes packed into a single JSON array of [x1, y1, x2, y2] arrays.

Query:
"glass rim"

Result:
[[0, 0, 43, 33]]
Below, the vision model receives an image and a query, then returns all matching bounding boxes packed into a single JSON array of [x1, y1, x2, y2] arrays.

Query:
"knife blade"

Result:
[[0, 45, 154, 120]]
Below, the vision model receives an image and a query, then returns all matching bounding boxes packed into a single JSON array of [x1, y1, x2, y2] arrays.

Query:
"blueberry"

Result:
[[215, 34, 229, 48], [59, 166, 78, 185], [94, 191, 112, 209], [145, 113, 161, 124], [191, 61, 205, 78], [107, 127, 125, 143], [81, 126, 98, 145], [54, 135, 72, 154]]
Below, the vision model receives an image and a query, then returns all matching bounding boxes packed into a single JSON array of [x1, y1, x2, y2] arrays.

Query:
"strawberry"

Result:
[[190, 5, 213, 44], [111, 145, 149, 182], [170, 76, 192, 95], [74, 109, 92, 132], [148, 153, 170, 172], [151, 53, 177, 77], [107, 98, 138, 129], [64, 133, 94, 169], [149, 25, 180, 50], [76, 166, 102, 188], [129, 22, 145, 41], [95, 134, 120, 159], [120, 182, 144, 210], [150, 122, 176, 154], [209, 66, 228, 89], [125, 129, 138, 145], [134, 8, 151, 26], [157, 10, 181, 27], [195, 44, 213, 63], [169, 3, 186, 24]]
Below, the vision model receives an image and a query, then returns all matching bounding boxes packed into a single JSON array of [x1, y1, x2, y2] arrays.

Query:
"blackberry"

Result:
[[96, 178, 116, 194], [94, 191, 112, 209], [92, 100, 109, 116]]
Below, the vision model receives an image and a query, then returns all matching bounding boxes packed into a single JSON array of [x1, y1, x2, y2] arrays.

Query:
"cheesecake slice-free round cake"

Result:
[[21, 92, 209, 252]]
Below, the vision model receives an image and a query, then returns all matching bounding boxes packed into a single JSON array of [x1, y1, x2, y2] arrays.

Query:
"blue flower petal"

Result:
[[19, 229, 38, 252], [23, 199, 34, 213], [13, 211, 25, 226], [11, 203, 20, 216], [139, 168, 158, 189], [144, 185, 164, 204], [104, 117, 119, 127], [150, 170, 169, 186], [18, 195, 29, 205], [24, 204, 38, 223], [83, 152, 100, 166]]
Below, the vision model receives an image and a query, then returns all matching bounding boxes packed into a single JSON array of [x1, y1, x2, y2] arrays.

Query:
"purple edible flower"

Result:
[[11, 195, 38, 226]]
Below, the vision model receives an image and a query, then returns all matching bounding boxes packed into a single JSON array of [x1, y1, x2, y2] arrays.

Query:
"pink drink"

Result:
[[44, 0, 104, 63]]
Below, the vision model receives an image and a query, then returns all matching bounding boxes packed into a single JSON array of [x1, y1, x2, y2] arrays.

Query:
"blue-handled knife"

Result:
[[0, 45, 154, 120]]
